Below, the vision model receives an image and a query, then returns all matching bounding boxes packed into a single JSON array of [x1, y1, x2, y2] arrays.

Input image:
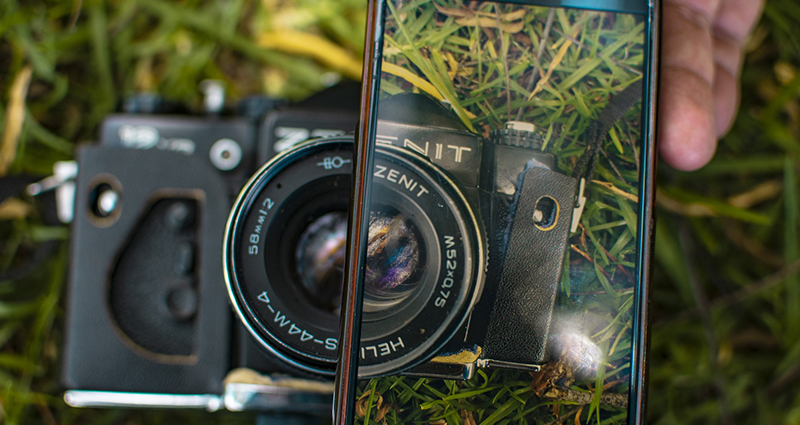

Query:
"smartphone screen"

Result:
[[338, 0, 658, 423]]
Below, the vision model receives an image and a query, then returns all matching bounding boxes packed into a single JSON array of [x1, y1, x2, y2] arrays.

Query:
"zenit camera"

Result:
[[224, 92, 583, 380], [59, 82, 359, 413]]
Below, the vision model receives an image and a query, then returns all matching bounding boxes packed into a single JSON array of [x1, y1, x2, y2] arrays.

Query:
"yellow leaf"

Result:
[[0, 198, 31, 220], [445, 52, 458, 81], [528, 27, 582, 100], [486, 39, 498, 60], [381, 62, 443, 101], [528, 38, 571, 100], [1, 66, 32, 177], [609, 127, 624, 154], [258, 31, 362, 80], [592, 180, 638, 203], [455, 16, 524, 33], [433, 3, 474, 18]]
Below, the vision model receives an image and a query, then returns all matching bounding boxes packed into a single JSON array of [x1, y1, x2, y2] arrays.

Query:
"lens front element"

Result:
[[295, 211, 348, 314], [364, 207, 426, 312]]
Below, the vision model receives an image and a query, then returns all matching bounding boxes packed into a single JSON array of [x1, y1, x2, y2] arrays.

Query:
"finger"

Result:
[[713, 64, 739, 135], [711, 0, 765, 136], [665, 0, 721, 21], [711, 31, 743, 84], [658, 1, 718, 170], [712, 34, 743, 135], [662, 2, 716, 84], [714, 0, 766, 44], [659, 67, 718, 171]]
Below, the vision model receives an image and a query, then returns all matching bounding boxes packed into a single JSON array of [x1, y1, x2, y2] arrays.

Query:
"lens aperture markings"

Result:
[[316, 156, 350, 170]]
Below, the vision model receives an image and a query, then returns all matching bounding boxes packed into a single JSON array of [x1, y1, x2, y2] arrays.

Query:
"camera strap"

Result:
[[570, 79, 644, 231], [571, 79, 645, 182]]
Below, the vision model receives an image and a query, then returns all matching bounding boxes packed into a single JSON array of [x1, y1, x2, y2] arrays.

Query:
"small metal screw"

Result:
[[209, 138, 242, 171]]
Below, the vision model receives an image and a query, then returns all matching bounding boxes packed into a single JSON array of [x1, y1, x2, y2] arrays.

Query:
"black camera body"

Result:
[[223, 92, 579, 380], [61, 85, 359, 411], [356, 94, 579, 378]]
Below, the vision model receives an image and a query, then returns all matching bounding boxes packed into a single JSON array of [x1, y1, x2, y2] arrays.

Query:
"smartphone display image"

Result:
[[338, 0, 657, 423]]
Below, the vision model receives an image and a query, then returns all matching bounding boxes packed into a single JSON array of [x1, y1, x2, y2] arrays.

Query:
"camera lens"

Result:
[[364, 207, 425, 313], [225, 140, 485, 378], [294, 211, 347, 315]]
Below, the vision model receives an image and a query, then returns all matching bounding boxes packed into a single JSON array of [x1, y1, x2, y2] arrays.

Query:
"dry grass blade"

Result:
[[455, 17, 524, 33], [592, 180, 638, 203], [663, 258, 800, 324], [1, 66, 32, 177], [0, 199, 32, 221], [527, 26, 580, 100], [727, 180, 783, 208], [656, 188, 716, 217]]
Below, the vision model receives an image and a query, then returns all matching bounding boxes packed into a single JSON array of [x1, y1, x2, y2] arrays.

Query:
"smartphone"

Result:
[[337, 0, 658, 423]]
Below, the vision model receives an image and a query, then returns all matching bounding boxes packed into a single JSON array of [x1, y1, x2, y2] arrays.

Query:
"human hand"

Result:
[[658, 0, 765, 171]]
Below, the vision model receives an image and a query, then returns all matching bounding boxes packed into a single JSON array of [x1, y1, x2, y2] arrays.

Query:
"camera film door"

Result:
[[339, 0, 658, 424]]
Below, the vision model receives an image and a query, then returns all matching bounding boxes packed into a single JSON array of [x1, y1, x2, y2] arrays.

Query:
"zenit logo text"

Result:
[[374, 165, 430, 198]]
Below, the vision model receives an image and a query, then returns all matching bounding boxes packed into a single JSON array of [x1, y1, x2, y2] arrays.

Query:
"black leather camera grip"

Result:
[[482, 166, 577, 365]]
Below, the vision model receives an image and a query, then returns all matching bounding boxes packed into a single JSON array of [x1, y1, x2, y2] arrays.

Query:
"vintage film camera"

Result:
[[224, 92, 583, 380], [59, 82, 359, 413]]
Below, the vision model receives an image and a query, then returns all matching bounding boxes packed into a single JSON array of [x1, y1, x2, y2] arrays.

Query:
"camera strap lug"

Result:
[[571, 177, 587, 233], [26, 160, 78, 224]]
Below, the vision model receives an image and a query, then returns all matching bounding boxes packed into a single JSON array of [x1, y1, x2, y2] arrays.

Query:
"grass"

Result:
[[0, 0, 798, 424]]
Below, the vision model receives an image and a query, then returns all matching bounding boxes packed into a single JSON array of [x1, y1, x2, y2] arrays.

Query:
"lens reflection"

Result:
[[364, 207, 424, 312], [295, 211, 348, 314]]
